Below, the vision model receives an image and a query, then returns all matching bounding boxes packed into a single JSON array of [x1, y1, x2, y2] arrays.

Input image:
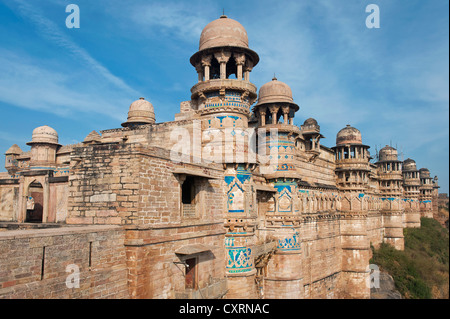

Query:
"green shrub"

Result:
[[370, 218, 449, 299]]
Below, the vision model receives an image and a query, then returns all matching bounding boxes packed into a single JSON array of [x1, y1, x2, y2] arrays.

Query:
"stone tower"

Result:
[[190, 14, 261, 298], [419, 168, 434, 218], [189, 14, 259, 125], [253, 77, 303, 299], [332, 125, 371, 299], [376, 145, 404, 250], [402, 158, 421, 227], [4, 144, 22, 176]]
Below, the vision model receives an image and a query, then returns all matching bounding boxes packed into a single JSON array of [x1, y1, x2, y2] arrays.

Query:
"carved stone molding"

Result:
[[201, 54, 212, 66], [214, 51, 232, 63]]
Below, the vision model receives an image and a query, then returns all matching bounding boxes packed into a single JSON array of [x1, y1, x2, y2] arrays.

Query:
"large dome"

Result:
[[27, 125, 59, 145], [190, 15, 259, 68], [336, 125, 362, 145], [122, 97, 155, 127], [256, 77, 297, 108], [199, 15, 249, 51]]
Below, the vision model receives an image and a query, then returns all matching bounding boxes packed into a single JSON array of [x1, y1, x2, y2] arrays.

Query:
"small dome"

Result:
[[304, 118, 318, 126], [122, 98, 155, 127], [419, 168, 430, 178], [336, 125, 362, 145], [256, 77, 298, 108], [27, 125, 59, 145], [379, 145, 398, 161], [199, 15, 249, 51], [301, 118, 321, 135], [5, 144, 22, 155], [403, 158, 417, 171]]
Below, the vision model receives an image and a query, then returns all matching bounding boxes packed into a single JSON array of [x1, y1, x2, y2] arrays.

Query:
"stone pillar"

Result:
[[383, 211, 404, 250], [224, 165, 258, 299], [201, 55, 212, 81], [18, 175, 26, 222], [234, 53, 246, 81], [263, 179, 303, 299], [195, 63, 203, 82], [269, 105, 279, 125], [244, 60, 254, 82], [42, 176, 50, 223], [259, 108, 266, 127], [264, 227, 303, 299], [225, 233, 258, 299], [282, 105, 289, 124], [214, 51, 231, 80]]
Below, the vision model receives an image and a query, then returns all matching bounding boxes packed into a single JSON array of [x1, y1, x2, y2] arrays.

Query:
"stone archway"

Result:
[[26, 180, 44, 222], [18, 175, 50, 223]]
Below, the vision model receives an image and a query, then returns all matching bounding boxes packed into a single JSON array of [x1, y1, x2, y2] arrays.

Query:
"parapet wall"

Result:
[[0, 225, 129, 298]]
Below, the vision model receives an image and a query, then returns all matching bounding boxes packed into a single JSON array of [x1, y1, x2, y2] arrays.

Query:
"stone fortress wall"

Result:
[[0, 14, 440, 299]]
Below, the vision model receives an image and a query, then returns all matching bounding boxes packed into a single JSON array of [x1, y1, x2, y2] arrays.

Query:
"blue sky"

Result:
[[0, 0, 448, 193]]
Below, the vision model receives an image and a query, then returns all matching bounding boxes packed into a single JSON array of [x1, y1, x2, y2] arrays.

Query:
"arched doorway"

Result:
[[26, 181, 44, 223]]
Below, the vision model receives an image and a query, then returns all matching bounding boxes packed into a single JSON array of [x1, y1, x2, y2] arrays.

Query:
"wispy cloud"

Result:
[[9, 0, 139, 97], [0, 49, 127, 121], [0, 0, 146, 122], [125, 1, 214, 42]]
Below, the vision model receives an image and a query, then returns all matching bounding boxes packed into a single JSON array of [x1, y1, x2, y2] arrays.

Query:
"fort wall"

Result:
[[0, 225, 129, 298]]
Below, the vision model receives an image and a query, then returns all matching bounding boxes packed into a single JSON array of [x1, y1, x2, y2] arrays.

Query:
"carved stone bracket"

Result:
[[224, 218, 257, 234], [201, 54, 212, 67]]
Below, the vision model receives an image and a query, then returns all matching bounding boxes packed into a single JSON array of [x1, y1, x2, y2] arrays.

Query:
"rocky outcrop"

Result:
[[371, 272, 402, 299]]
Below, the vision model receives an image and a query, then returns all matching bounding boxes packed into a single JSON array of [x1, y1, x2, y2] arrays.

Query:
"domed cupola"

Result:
[[378, 145, 398, 162], [122, 97, 156, 127], [402, 158, 417, 171], [26, 125, 60, 146], [254, 77, 302, 178], [254, 77, 299, 127], [300, 118, 321, 135], [256, 77, 298, 107], [199, 15, 250, 51], [336, 125, 362, 146], [189, 15, 260, 119], [332, 124, 371, 191], [26, 125, 60, 166], [402, 158, 421, 203]]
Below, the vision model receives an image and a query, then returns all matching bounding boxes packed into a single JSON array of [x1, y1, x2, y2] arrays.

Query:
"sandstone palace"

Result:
[[0, 15, 441, 299]]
